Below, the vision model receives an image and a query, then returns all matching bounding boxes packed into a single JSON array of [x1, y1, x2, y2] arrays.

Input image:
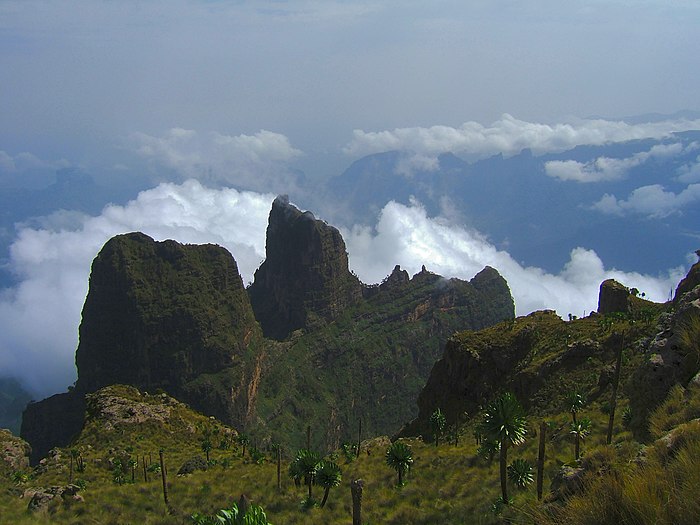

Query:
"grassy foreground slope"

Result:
[[4, 301, 700, 524], [4, 260, 700, 524]]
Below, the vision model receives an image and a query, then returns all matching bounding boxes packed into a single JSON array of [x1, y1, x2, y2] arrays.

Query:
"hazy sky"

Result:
[[2, 0, 699, 175], [2, 0, 700, 397]]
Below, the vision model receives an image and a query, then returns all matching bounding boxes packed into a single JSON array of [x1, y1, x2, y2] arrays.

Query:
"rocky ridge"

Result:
[[21, 198, 515, 461], [402, 259, 700, 442]]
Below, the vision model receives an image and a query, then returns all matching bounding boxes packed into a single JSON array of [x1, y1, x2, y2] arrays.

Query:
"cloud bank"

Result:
[[343, 199, 683, 317], [0, 183, 686, 399], [344, 115, 700, 166], [545, 142, 694, 183], [592, 184, 700, 218]]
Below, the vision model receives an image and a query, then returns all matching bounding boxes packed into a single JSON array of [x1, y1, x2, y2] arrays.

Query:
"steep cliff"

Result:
[[627, 258, 700, 437], [23, 233, 264, 462], [254, 263, 515, 451], [248, 196, 363, 340], [22, 202, 517, 461], [21, 391, 86, 464], [75, 232, 263, 394]]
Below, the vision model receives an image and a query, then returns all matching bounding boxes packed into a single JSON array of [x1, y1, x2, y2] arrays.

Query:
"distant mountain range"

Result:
[[323, 131, 700, 274]]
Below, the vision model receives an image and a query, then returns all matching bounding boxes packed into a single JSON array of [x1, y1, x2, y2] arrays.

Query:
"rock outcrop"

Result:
[[25, 484, 84, 513], [598, 279, 631, 315], [23, 234, 262, 462], [628, 259, 700, 437], [248, 196, 363, 340], [75, 232, 262, 393], [1, 428, 31, 474]]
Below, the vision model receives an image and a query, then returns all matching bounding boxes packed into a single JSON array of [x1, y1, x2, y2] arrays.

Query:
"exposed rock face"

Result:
[[380, 265, 410, 291], [21, 392, 86, 464], [598, 279, 631, 314], [0, 428, 31, 473], [248, 196, 363, 340], [674, 258, 700, 302], [628, 261, 700, 437], [23, 234, 261, 462], [75, 232, 262, 393]]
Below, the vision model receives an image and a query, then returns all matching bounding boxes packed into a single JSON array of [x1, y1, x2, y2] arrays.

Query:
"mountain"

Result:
[[23, 232, 266, 462], [21, 199, 514, 460], [253, 263, 514, 451], [325, 132, 700, 273], [248, 195, 364, 340], [5, 259, 700, 524]]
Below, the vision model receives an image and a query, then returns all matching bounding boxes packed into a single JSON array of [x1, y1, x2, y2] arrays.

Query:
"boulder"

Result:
[[26, 484, 83, 513], [598, 279, 630, 315], [0, 428, 31, 473]]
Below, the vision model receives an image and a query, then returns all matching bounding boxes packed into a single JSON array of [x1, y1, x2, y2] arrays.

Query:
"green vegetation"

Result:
[[429, 408, 446, 447], [385, 441, 414, 486], [5, 268, 700, 524], [478, 392, 528, 503], [252, 268, 513, 453], [315, 460, 342, 507], [191, 500, 272, 525]]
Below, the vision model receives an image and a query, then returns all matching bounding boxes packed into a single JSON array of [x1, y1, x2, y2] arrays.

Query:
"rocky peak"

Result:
[[74, 232, 262, 394], [598, 279, 631, 314], [22, 233, 264, 463], [379, 265, 410, 292], [248, 196, 363, 340]]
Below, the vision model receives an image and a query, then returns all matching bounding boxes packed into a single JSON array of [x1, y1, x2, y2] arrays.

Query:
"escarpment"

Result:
[[22, 197, 517, 460]]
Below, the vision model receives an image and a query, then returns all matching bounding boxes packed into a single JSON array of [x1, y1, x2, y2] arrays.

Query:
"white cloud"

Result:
[[344, 115, 700, 164], [0, 184, 687, 400], [131, 128, 303, 193], [343, 200, 684, 320], [591, 183, 700, 218], [545, 142, 695, 182], [677, 154, 700, 183]]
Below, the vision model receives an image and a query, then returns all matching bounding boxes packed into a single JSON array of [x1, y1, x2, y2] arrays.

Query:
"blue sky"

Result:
[[1, 0, 700, 397]]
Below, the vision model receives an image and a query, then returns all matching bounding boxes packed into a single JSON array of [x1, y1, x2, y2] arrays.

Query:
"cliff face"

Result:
[[255, 263, 515, 451], [22, 201, 518, 460], [21, 392, 86, 464], [628, 259, 700, 437], [75, 232, 262, 394], [248, 196, 363, 340], [23, 233, 264, 462]]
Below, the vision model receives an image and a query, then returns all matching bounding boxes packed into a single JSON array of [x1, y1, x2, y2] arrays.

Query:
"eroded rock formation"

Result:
[[248, 196, 363, 340]]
